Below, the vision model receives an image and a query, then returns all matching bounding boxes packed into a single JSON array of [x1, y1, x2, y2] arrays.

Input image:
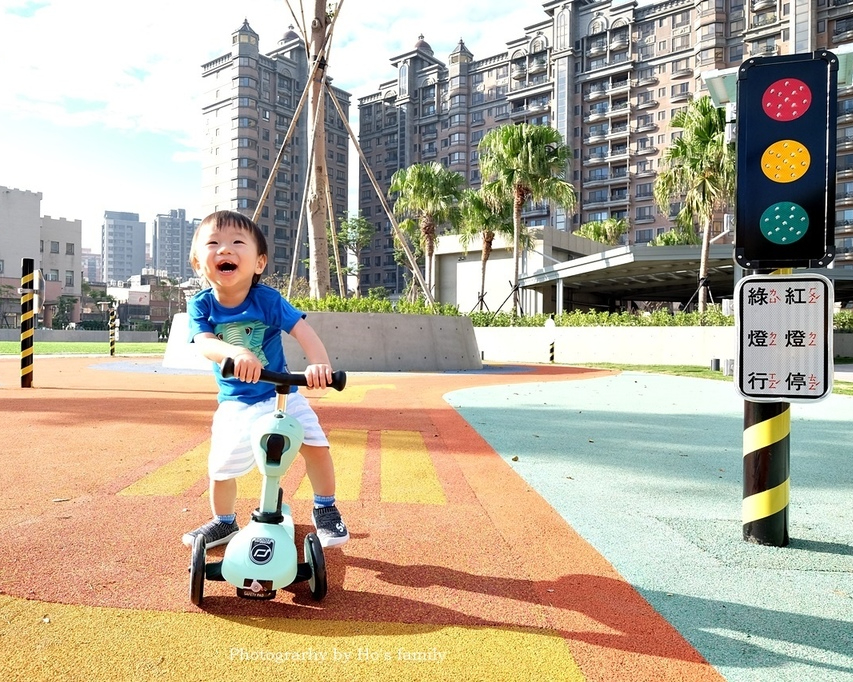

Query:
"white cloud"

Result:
[[0, 0, 547, 248]]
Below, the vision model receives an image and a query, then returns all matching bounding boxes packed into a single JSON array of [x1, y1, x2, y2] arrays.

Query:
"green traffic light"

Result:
[[760, 202, 809, 244]]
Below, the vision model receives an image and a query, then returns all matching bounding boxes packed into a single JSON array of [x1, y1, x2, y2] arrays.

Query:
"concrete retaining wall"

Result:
[[163, 312, 483, 372]]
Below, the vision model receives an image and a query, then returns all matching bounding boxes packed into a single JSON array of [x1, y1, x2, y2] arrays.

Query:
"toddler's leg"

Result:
[[301, 444, 349, 548]]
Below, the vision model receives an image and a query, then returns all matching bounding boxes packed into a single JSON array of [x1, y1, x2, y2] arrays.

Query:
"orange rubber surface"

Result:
[[0, 357, 724, 681]]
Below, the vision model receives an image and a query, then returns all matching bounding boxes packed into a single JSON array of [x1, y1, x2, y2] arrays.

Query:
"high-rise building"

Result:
[[153, 209, 197, 281], [201, 20, 351, 282], [102, 210, 146, 284], [358, 0, 853, 297]]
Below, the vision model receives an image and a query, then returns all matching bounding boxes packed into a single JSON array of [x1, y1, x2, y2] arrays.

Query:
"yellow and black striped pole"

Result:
[[109, 306, 116, 356], [742, 401, 790, 545], [20, 258, 35, 388], [742, 266, 792, 546]]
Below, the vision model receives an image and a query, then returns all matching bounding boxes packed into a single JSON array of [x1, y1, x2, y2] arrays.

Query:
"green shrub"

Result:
[[836, 310, 853, 332]]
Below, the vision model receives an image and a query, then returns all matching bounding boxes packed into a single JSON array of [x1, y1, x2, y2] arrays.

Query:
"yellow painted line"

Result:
[[380, 430, 446, 505], [0, 595, 583, 681], [743, 407, 790, 456], [743, 478, 790, 523], [318, 384, 396, 404], [119, 441, 210, 496], [295, 429, 367, 501]]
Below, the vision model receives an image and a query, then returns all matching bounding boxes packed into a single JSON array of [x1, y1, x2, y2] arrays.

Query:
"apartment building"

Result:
[[358, 0, 853, 297], [0, 186, 82, 326], [153, 209, 198, 282], [102, 210, 146, 284], [201, 20, 351, 282]]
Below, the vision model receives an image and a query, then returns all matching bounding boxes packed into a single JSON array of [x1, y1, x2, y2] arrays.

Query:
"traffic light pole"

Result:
[[742, 399, 790, 546], [741, 265, 792, 547]]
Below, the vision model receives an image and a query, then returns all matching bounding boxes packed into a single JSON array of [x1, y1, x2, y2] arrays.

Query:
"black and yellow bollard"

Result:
[[742, 401, 790, 546], [109, 306, 116, 357], [20, 258, 34, 388]]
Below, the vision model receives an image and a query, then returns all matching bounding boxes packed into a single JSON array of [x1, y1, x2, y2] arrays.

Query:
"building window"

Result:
[[636, 229, 654, 243], [50, 241, 59, 254], [65, 270, 74, 286], [48, 269, 59, 282], [65, 243, 74, 255]]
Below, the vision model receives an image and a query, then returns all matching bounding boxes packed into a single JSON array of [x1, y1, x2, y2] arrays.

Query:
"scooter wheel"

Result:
[[189, 534, 206, 606], [304, 532, 327, 601]]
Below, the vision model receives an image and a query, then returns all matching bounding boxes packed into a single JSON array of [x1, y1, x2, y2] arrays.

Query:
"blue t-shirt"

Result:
[[187, 284, 305, 403]]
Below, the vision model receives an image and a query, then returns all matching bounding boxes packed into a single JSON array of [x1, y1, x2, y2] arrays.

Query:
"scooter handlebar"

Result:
[[220, 358, 346, 392]]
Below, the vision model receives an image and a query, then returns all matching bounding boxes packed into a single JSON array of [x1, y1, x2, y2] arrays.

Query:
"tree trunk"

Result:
[[422, 217, 435, 297], [698, 216, 711, 315], [512, 187, 525, 316], [480, 231, 494, 312], [306, 0, 331, 299]]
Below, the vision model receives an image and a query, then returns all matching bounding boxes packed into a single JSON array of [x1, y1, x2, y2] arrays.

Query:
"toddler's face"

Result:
[[191, 221, 266, 292]]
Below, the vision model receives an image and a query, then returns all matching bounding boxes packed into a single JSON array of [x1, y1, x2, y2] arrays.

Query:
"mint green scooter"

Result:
[[189, 358, 346, 605]]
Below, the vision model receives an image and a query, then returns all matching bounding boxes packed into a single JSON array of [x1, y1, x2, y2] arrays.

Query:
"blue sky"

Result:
[[0, 0, 543, 252]]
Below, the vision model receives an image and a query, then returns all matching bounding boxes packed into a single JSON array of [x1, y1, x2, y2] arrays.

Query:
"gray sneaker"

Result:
[[312, 505, 349, 548], [182, 519, 239, 548]]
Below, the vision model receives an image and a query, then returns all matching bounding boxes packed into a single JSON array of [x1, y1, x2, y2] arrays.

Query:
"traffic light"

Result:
[[735, 51, 837, 269]]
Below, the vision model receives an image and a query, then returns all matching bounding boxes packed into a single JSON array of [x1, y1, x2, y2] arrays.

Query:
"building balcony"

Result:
[[609, 79, 630, 94], [583, 153, 609, 165], [528, 58, 547, 74], [635, 98, 658, 110], [608, 124, 630, 138], [839, 137, 853, 151], [635, 145, 658, 156], [585, 132, 608, 143], [670, 91, 692, 103], [836, 191, 853, 206], [511, 64, 527, 80], [584, 110, 609, 122], [634, 122, 657, 133], [751, 12, 778, 28], [610, 34, 630, 50], [633, 76, 658, 87], [588, 40, 608, 56], [608, 102, 630, 117], [838, 108, 853, 123], [585, 86, 608, 101], [752, 0, 776, 10], [634, 215, 656, 224], [522, 201, 549, 216]]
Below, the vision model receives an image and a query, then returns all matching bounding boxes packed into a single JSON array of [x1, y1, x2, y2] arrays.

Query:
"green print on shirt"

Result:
[[215, 320, 269, 367]]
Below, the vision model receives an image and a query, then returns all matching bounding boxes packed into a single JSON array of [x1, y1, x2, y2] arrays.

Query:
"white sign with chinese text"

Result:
[[735, 273, 833, 402]]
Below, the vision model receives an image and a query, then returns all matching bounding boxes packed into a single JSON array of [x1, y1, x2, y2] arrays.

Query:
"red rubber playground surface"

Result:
[[0, 356, 725, 681]]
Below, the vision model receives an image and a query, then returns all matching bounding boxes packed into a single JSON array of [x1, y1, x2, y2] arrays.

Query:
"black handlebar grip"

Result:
[[220, 358, 346, 391]]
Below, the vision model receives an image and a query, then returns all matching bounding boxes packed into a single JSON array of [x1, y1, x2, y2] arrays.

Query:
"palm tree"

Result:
[[576, 217, 628, 246], [478, 123, 577, 315], [654, 95, 734, 313], [388, 162, 464, 297], [457, 187, 514, 311]]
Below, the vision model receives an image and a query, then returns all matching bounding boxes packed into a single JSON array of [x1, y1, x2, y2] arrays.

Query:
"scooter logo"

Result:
[[249, 537, 275, 565]]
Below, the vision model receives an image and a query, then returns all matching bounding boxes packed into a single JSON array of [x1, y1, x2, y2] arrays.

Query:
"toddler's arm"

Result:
[[289, 319, 333, 389], [193, 332, 262, 383]]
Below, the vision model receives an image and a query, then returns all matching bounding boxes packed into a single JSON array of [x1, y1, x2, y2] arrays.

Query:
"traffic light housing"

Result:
[[735, 51, 837, 269]]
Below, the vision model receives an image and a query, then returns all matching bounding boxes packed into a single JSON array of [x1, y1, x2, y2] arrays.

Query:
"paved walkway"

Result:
[[0, 356, 850, 681]]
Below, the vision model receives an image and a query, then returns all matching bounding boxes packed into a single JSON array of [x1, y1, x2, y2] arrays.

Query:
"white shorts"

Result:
[[208, 392, 329, 480]]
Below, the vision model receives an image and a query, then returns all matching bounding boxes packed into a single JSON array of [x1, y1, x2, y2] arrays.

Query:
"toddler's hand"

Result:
[[304, 363, 333, 389], [231, 349, 262, 383]]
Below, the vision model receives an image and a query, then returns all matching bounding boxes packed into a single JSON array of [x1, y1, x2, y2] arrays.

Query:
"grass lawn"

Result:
[[0, 341, 165, 355]]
